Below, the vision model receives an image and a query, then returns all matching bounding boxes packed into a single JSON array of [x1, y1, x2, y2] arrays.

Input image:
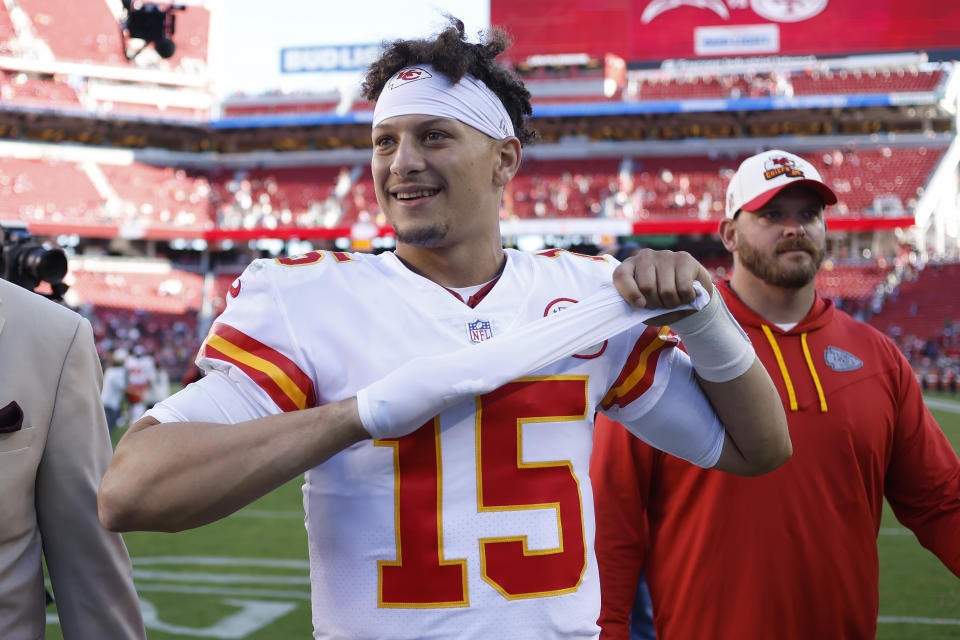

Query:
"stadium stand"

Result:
[[15, 0, 126, 66], [815, 261, 890, 304], [8, 0, 209, 70], [628, 65, 945, 101], [506, 157, 621, 219], [0, 155, 104, 224], [98, 162, 213, 233], [791, 67, 944, 96], [220, 91, 342, 117], [634, 73, 774, 100], [869, 261, 960, 342], [0, 1, 953, 389], [0, 5, 14, 49], [210, 165, 348, 229], [67, 264, 204, 315], [0, 70, 81, 107]]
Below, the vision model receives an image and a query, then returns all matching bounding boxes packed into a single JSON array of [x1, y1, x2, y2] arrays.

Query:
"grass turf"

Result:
[[45, 392, 960, 638]]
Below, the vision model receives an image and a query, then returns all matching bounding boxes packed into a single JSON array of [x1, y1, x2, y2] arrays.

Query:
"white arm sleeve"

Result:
[[357, 282, 710, 440], [603, 349, 725, 468], [145, 371, 271, 424]]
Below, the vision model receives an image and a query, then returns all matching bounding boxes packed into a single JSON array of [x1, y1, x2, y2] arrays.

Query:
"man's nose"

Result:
[[782, 213, 806, 237], [390, 137, 426, 177]]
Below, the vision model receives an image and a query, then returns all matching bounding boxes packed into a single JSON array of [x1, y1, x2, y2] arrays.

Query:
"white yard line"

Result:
[[133, 556, 309, 569], [926, 397, 960, 414], [878, 616, 960, 625]]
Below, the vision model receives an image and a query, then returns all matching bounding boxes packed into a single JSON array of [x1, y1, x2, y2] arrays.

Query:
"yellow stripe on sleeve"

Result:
[[602, 327, 671, 406], [205, 333, 309, 410]]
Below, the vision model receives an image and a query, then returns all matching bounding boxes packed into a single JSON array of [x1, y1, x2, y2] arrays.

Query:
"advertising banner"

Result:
[[492, 1, 960, 63]]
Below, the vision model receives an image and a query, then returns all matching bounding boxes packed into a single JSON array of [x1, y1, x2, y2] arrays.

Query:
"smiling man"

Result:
[[592, 149, 960, 640], [99, 20, 790, 640]]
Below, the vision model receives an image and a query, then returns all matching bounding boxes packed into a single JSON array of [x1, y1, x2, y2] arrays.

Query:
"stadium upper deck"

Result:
[[0, 0, 954, 250]]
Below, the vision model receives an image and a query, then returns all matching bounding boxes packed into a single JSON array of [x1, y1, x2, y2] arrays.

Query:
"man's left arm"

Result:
[[884, 352, 960, 576], [613, 250, 791, 476], [591, 415, 656, 639], [36, 318, 145, 639]]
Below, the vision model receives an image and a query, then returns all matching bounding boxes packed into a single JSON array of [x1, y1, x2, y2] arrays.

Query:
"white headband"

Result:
[[372, 65, 515, 140]]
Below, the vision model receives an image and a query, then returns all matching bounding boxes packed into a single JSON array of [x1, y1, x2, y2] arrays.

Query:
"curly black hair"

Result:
[[361, 17, 537, 146]]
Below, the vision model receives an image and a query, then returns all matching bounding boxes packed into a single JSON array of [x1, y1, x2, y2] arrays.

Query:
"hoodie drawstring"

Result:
[[800, 332, 828, 413], [761, 325, 828, 413]]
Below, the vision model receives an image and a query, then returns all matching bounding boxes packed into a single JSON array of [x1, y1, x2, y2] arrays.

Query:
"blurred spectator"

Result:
[[148, 365, 171, 409], [101, 348, 128, 432], [124, 344, 157, 424]]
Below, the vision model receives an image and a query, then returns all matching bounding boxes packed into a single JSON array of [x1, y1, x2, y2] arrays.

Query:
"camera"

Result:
[[121, 1, 186, 59], [0, 223, 69, 301]]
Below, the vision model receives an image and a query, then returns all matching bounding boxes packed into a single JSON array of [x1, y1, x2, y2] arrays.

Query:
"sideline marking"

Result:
[[925, 397, 960, 414], [134, 583, 312, 600], [48, 554, 960, 635], [133, 556, 309, 569], [879, 616, 960, 625], [231, 509, 304, 519], [133, 569, 310, 585], [47, 597, 300, 637]]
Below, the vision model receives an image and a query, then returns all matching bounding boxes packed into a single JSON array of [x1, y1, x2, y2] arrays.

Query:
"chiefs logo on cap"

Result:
[[763, 156, 806, 181], [388, 67, 433, 90], [228, 277, 242, 298]]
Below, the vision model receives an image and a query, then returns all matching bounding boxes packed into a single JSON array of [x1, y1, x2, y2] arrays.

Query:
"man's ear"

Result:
[[718, 217, 738, 252], [492, 137, 522, 187]]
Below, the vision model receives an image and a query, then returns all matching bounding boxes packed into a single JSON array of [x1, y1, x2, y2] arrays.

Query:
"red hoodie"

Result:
[[592, 280, 960, 640]]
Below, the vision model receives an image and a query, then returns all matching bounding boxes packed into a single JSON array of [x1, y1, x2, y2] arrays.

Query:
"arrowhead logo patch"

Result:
[[824, 346, 863, 372]]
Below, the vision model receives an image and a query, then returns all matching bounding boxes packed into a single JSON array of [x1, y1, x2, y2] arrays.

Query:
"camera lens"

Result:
[[22, 246, 67, 283]]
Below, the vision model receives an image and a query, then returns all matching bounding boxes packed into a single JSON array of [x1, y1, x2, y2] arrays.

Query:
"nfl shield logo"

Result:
[[467, 319, 493, 343]]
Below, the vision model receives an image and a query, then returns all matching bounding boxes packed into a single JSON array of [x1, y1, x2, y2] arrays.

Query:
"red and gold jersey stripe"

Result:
[[601, 326, 677, 410], [535, 248, 608, 262], [199, 322, 316, 413]]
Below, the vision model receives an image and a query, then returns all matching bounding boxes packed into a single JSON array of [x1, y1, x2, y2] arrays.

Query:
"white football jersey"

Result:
[[150, 248, 719, 640], [124, 354, 156, 387]]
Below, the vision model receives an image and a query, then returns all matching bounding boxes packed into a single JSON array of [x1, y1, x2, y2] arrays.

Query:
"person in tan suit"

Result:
[[0, 278, 144, 639]]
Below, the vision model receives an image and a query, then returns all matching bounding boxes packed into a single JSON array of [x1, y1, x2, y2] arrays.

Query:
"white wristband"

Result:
[[668, 289, 755, 383], [356, 282, 710, 440]]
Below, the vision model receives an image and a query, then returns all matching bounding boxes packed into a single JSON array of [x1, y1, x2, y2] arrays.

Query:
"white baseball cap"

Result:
[[725, 149, 837, 219]]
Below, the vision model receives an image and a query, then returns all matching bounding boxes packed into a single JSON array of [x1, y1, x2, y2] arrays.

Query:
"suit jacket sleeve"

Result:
[[35, 317, 146, 639], [884, 346, 960, 577], [591, 413, 656, 640]]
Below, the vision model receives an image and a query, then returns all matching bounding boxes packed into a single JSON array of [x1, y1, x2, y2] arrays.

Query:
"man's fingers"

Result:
[[656, 262, 683, 308], [612, 259, 646, 307], [672, 257, 702, 305], [614, 249, 712, 310], [633, 257, 663, 308]]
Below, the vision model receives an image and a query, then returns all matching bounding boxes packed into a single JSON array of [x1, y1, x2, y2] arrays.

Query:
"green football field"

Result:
[[47, 392, 960, 639]]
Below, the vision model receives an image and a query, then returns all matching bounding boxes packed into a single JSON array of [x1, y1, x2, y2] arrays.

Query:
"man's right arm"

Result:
[[98, 398, 367, 532]]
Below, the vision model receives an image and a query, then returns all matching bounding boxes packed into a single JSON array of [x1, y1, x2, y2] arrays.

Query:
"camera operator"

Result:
[[0, 227, 145, 638]]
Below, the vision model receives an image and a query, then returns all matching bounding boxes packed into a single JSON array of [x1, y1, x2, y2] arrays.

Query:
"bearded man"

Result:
[[592, 149, 960, 640]]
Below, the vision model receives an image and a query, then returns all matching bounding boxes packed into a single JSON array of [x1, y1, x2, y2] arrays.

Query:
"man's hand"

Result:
[[612, 249, 715, 326]]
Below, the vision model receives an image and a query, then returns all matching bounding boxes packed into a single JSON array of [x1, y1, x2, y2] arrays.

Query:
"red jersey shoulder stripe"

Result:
[[199, 322, 316, 412], [601, 326, 677, 410]]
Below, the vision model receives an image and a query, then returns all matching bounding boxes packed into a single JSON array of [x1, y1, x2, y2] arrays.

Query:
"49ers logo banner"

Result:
[[493, 0, 960, 63]]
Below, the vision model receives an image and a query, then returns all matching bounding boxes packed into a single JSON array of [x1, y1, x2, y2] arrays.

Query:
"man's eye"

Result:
[[374, 136, 394, 148], [425, 131, 448, 141]]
